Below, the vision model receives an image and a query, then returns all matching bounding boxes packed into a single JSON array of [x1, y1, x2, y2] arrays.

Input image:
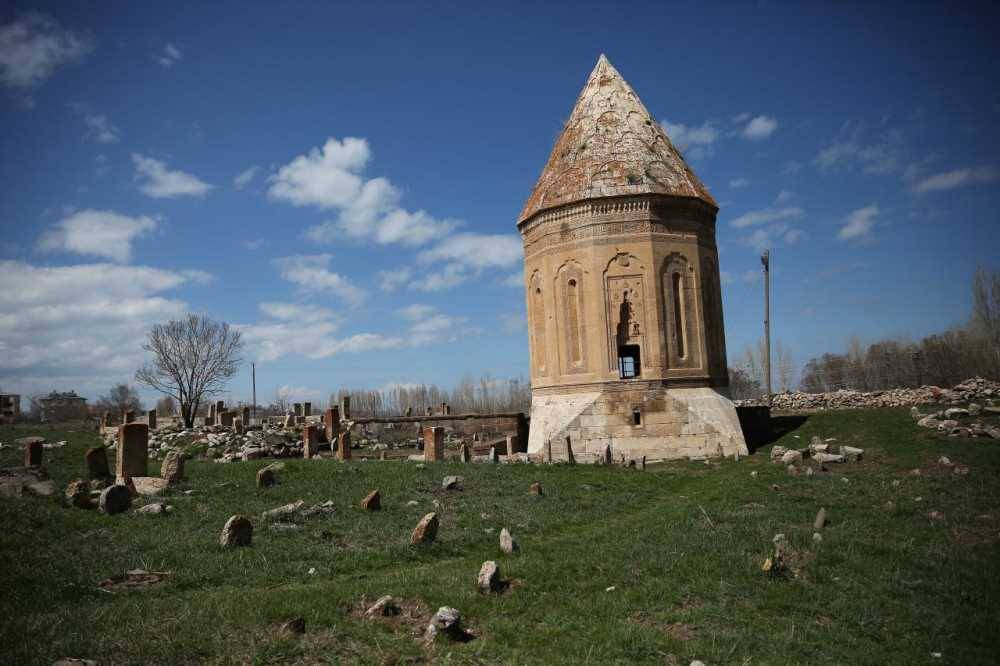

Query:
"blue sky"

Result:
[[1, 1, 998, 405]]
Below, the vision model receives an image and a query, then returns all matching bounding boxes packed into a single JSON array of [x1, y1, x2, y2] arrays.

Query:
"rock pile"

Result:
[[738, 377, 1000, 411]]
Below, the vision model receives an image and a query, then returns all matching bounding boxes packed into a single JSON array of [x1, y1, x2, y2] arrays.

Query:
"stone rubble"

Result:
[[738, 377, 1000, 411]]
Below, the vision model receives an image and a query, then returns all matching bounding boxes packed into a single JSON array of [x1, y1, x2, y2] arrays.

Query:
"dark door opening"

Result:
[[618, 344, 641, 379]]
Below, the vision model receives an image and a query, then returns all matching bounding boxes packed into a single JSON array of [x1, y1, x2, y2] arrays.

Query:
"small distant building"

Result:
[[0, 394, 20, 424], [38, 391, 88, 422]]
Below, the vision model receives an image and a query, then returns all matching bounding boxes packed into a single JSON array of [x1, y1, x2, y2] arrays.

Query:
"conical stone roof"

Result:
[[518, 55, 716, 224]]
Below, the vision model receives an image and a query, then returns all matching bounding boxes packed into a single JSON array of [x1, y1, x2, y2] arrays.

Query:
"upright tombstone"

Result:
[[233, 417, 244, 435], [215, 400, 225, 416], [293, 403, 303, 417], [147, 409, 157, 430], [123, 409, 136, 424], [341, 395, 351, 420], [423, 426, 444, 462], [517, 54, 747, 462], [440, 402, 447, 415], [337, 430, 352, 461], [460, 442, 472, 463], [85, 446, 111, 479], [425, 406, 433, 416], [444, 404, 451, 415], [24, 438, 43, 466], [208, 403, 217, 424], [405, 406, 413, 417], [219, 411, 234, 427], [324, 406, 340, 444], [302, 424, 319, 459], [102, 411, 112, 428], [242, 406, 251, 425], [303, 402, 312, 417], [116, 423, 149, 481], [506, 434, 519, 455]]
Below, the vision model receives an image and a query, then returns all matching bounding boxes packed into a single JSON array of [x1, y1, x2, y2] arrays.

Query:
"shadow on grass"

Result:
[[745, 414, 809, 453]]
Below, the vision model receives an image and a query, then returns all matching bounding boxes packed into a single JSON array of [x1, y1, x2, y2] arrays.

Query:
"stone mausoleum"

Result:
[[518, 55, 748, 461]]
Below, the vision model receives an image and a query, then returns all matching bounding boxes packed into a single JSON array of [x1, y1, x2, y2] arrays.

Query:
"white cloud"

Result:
[[783, 228, 805, 244], [272, 254, 366, 307], [0, 260, 209, 396], [500, 312, 526, 334], [233, 166, 259, 189], [132, 154, 212, 198], [775, 189, 794, 204], [239, 300, 476, 362], [660, 120, 719, 149], [82, 113, 119, 143], [729, 206, 804, 229], [912, 166, 1000, 193], [270, 137, 459, 247], [729, 177, 750, 189], [378, 267, 412, 291], [243, 238, 267, 250], [741, 115, 778, 140], [501, 271, 523, 288], [408, 232, 523, 291], [37, 209, 156, 263], [0, 13, 91, 89], [838, 204, 879, 240], [158, 42, 182, 67], [815, 126, 902, 175]]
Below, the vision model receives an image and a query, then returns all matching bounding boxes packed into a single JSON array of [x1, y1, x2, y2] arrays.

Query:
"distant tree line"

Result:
[[326, 374, 532, 418], [728, 266, 1000, 397]]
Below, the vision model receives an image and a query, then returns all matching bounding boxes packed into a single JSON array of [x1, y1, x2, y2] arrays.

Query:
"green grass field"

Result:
[[2, 409, 999, 665]]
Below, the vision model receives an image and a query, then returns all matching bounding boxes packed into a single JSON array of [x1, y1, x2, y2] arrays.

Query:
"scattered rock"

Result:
[[812, 452, 845, 464], [410, 512, 439, 545], [424, 606, 469, 642], [160, 451, 185, 483], [53, 659, 97, 666], [840, 446, 864, 462], [26, 480, 56, 497], [97, 569, 170, 593], [279, 617, 306, 635], [529, 481, 543, 496], [944, 407, 970, 419], [769, 446, 788, 462], [366, 595, 401, 617], [812, 532, 822, 543], [220, 515, 253, 548], [132, 477, 170, 496], [813, 508, 827, 530], [261, 500, 305, 520], [361, 489, 381, 510], [781, 450, 803, 465], [939, 456, 952, 466], [442, 475, 464, 491], [477, 560, 504, 593], [954, 464, 970, 476], [136, 502, 170, 515], [256, 467, 276, 488], [65, 480, 91, 508], [499, 527, 518, 554], [99, 485, 131, 515]]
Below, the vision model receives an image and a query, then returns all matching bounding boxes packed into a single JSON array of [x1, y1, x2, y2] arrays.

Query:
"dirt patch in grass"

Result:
[[353, 595, 433, 639], [952, 514, 1000, 546], [629, 612, 697, 641]]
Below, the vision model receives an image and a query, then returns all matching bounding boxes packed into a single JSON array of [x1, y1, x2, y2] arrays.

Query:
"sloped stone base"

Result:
[[527, 386, 748, 462]]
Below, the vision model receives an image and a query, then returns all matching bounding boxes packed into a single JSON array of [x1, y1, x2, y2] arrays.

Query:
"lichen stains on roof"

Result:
[[518, 54, 716, 224]]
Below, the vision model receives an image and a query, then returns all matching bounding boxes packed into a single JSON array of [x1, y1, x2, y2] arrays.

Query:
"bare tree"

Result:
[[972, 265, 1000, 347], [156, 395, 176, 416], [135, 314, 243, 427], [775, 341, 794, 392], [95, 383, 143, 417]]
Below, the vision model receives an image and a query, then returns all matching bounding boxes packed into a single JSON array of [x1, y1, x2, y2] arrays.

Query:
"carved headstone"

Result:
[[116, 423, 148, 481], [23, 438, 43, 466], [160, 451, 184, 483], [303, 424, 318, 459], [423, 426, 444, 462], [302, 402, 311, 417], [293, 402, 303, 417], [325, 406, 340, 443], [410, 512, 439, 545], [337, 430, 352, 461], [460, 442, 472, 463], [123, 409, 136, 424], [147, 409, 157, 430], [242, 406, 251, 425], [341, 395, 351, 420]]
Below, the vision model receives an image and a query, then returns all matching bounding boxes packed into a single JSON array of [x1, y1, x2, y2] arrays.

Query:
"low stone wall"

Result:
[[737, 377, 999, 412]]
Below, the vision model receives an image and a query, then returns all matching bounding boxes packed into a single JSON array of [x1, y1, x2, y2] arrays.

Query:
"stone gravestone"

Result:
[[233, 417, 244, 435], [24, 438, 43, 466], [219, 411, 234, 427], [208, 403, 216, 424], [160, 450, 184, 483], [325, 406, 340, 444], [506, 435, 519, 455], [242, 406, 251, 425], [102, 411, 112, 428], [337, 430, 352, 461], [85, 447, 111, 479], [123, 409, 136, 424], [147, 409, 157, 430], [302, 424, 318, 459], [460, 442, 472, 463], [116, 423, 148, 481], [425, 406, 433, 416], [405, 406, 413, 417], [293, 403, 303, 417], [423, 426, 444, 462], [341, 395, 351, 420], [303, 402, 312, 417]]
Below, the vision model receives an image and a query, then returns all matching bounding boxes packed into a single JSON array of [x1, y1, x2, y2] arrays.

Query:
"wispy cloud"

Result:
[[272, 254, 366, 307], [740, 115, 778, 140], [838, 204, 879, 241], [158, 42, 182, 67], [729, 177, 750, 189], [912, 165, 999, 193], [729, 206, 804, 229], [37, 209, 156, 263], [233, 166, 259, 189], [132, 154, 212, 198], [0, 13, 91, 90]]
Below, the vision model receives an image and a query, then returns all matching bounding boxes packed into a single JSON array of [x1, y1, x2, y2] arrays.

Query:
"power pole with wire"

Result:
[[251, 362, 256, 422], [761, 249, 772, 406]]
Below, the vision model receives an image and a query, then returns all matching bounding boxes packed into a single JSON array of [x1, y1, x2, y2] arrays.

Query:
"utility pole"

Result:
[[761, 249, 772, 406], [251, 362, 256, 421]]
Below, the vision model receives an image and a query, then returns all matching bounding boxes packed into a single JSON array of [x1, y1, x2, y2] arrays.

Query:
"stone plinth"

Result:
[[303, 425, 318, 459], [337, 431, 351, 461], [423, 426, 444, 462]]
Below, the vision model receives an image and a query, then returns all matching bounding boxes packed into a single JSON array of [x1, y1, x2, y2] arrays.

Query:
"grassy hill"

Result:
[[1, 408, 999, 664]]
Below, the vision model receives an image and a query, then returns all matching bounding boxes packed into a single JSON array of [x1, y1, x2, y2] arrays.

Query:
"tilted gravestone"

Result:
[[116, 423, 148, 480], [85, 447, 110, 479], [325, 406, 340, 444], [337, 430, 352, 461]]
